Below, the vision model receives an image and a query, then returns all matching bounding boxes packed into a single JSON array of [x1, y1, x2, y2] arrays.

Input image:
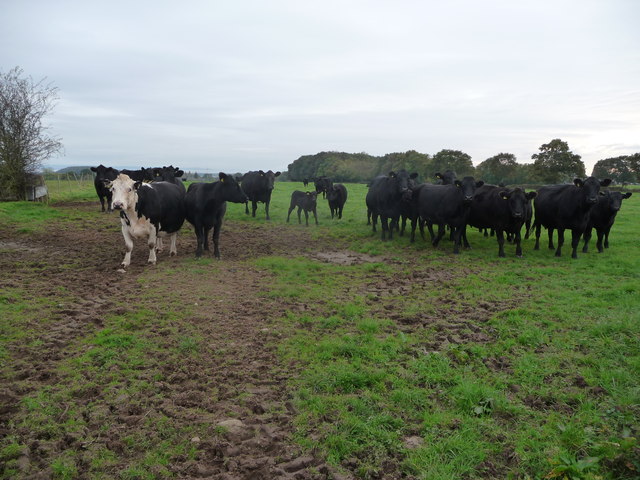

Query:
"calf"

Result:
[[327, 183, 348, 219], [287, 191, 318, 226], [109, 173, 186, 268], [366, 170, 418, 240], [582, 190, 632, 253], [417, 176, 484, 254], [91, 165, 119, 212], [240, 170, 281, 220], [185, 173, 248, 258], [463, 185, 537, 257], [533, 177, 612, 258]]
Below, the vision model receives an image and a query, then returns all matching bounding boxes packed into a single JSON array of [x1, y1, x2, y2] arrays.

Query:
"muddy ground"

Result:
[[0, 202, 508, 479]]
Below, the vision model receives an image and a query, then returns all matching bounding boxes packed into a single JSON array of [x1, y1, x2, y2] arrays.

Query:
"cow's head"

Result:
[[499, 188, 535, 219], [604, 191, 632, 213], [392, 170, 418, 198], [91, 165, 119, 180], [219, 172, 248, 204], [110, 174, 142, 210], [259, 170, 281, 191], [434, 170, 457, 185], [456, 177, 484, 203], [574, 177, 612, 205]]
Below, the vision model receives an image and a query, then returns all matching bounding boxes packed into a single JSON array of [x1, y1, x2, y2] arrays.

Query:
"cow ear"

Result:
[[599, 191, 606, 196], [275, 171, 281, 177], [499, 191, 510, 200], [134, 181, 142, 190], [410, 172, 419, 179], [388, 171, 396, 177], [526, 191, 537, 200], [176, 169, 184, 177], [435, 172, 442, 179], [623, 192, 632, 199], [574, 178, 584, 187], [600, 178, 612, 187], [91, 166, 98, 172], [219, 172, 227, 182], [454, 180, 462, 188], [476, 180, 484, 188]]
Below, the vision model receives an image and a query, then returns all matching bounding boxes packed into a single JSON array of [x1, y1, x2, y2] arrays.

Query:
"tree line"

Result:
[[288, 141, 640, 186]]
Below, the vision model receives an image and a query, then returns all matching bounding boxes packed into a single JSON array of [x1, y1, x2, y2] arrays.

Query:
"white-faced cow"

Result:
[[533, 177, 612, 258], [417, 176, 484, 254], [240, 170, 281, 220], [91, 165, 119, 212], [582, 190, 632, 253], [366, 170, 418, 241], [287, 191, 318, 226], [327, 183, 348, 219], [109, 173, 186, 268], [184, 173, 248, 259], [463, 185, 537, 257]]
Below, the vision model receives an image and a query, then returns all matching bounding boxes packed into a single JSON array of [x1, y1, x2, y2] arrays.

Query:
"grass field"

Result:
[[1, 178, 638, 479]]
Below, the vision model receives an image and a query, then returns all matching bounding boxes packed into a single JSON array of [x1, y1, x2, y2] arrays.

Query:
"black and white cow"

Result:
[[287, 191, 318, 225], [184, 173, 248, 258], [533, 177, 612, 258], [90, 165, 119, 212], [582, 190, 632, 253], [109, 173, 186, 268], [417, 176, 484, 254], [240, 170, 281, 220]]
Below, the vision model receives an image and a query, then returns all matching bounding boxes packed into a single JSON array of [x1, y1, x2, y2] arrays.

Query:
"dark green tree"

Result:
[[591, 156, 635, 185], [0, 67, 62, 200], [531, 139, 585, 184], [430, 149, 475, 177], [475, 153, 518, 185]]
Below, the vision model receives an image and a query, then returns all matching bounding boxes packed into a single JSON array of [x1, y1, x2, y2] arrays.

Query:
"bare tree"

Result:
[[0, 66, 63, 200]]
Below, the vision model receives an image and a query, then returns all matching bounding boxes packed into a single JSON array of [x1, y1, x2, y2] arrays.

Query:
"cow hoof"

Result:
[[170, 251, 177, 257], [116, 268, 127, 273]]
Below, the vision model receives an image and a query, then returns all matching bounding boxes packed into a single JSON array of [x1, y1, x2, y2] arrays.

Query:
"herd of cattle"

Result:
[[89, 165, 631, 268]]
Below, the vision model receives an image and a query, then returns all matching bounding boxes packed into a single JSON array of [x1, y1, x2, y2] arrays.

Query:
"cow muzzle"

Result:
[[113, 202, 123, 210]]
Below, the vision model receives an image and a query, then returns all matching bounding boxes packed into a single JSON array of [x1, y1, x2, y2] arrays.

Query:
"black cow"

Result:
[[582, 190, 632, 253], [109, 174, 186, 268], [462, 185, 537, 257], [366, 170, 418, 240], [314, 176, 333, 199], [434, 170, 457, 185], [327, 183, 348, 219], [286, 191, 318, 226], [417, 176, 484, 254], [400, 176, 425, 242], [90, 165, 119, 212], [303, 178, 309, 187], [240, 170, 281, 220], [120, 168, 155, 182], [533, 177, 612, 258], [152, 165, 185, 191], [185, 173, 248, 258]]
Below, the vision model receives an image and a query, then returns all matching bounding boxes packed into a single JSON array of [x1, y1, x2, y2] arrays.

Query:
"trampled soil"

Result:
[[0, 202, 510, 479]]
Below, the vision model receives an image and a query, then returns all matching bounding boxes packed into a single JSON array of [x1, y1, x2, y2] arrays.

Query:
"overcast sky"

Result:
[[3, 0, 639, 174]]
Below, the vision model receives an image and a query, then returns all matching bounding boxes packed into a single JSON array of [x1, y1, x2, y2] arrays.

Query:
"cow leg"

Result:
[[297, 207, 302, 224], [245, 201, 249, 215], [264, 200, 271, 220], [121, 226, 134, 268], [194, 224, 205, 257], [251, 201, 258, 218], [496, 229, 506, 257], [410, 217, 417, 243], [338, 206, 343, 219], [156, 236, 164, 253], [371, 213, 378, 233], [212, 221, 222, 259], [433, 224, 445, 247], [304, 209, 309, 226], [570, 229, 581, 259], [547, 227, 555, 250], [147, 229, 158, 265], [582, 226, 592, 253], [462, 226, 471, 249], [286, 206, 294, 223], [367, 209, 371, 225], [603, 226, 611, 249], [533, 222, 541, 250], [380, 216, 389, 241], [400, 216, 407, 236], [514, 229, 523, 257], [555, 228, 564, 257], [313, 208, 318, 225], [99, 195, 106, 212], [169, 232, 178, 256], [452, 227, 462, 254], [596, 229, 605, 253]]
